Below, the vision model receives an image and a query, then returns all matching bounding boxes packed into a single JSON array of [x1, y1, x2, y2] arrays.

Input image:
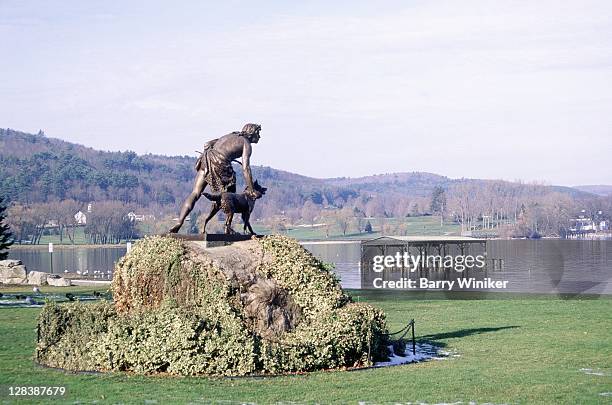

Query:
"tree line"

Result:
[[6, 200, 137, 245], [2, 128, 610, 241]]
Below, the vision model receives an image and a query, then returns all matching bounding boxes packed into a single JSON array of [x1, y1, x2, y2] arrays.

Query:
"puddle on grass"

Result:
[[373, 343, 458, 367], [359, 401, 486, 405], [580, 368, 609, 376], [186, 401, 257, 405], [0, 294, 106, 308], [0, 299, 44, 307]]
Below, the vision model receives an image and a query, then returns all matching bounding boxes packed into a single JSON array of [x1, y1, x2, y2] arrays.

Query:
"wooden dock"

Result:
[[361, 235, 488, 271], [361, 235, 486, 245]]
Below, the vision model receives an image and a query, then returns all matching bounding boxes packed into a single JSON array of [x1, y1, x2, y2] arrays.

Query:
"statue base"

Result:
[[164, 233, 261, 247], [36, 235, 389, 376]]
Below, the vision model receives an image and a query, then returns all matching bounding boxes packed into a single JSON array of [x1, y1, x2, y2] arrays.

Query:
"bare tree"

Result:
[[334, 207, 353, 236], [55, 200, 81, 243], [84, 201, 135, 244]]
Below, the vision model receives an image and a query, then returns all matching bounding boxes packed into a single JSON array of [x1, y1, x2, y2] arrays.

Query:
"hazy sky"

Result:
[[1, 1, 611, 185]]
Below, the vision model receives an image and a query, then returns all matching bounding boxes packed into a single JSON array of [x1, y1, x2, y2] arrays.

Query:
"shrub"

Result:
[[37, 235, 389, 376]]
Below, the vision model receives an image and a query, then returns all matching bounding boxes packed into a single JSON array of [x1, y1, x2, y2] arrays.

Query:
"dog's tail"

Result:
[[203, 192, 221, 202]]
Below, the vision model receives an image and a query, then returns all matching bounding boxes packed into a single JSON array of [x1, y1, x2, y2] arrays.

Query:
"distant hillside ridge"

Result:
[[0, 128, 599, 218], [573, 185, 612, 197], [0, 128, 456, 205]]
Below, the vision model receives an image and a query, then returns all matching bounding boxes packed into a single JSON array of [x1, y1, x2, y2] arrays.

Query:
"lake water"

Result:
[[9, 245, 125, 280], [8, 240, 612, 295]]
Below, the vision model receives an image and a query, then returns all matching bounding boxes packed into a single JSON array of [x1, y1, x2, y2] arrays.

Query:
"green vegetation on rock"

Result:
[[36, 235, 389, 376]]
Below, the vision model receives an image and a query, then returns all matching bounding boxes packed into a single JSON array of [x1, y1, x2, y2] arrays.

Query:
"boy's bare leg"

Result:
[[169, 171, 207, 233]]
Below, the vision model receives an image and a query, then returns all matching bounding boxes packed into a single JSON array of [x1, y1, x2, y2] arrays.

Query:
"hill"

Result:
[[0, 128, 458, 210], [2, 128, 609, 241], [573, 185, 612, 197]]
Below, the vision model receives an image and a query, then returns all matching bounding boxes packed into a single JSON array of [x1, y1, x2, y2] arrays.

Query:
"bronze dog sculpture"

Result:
[[202, 180, 267, 235]]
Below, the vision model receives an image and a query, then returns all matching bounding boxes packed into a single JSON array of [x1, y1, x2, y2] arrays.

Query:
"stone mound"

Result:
[[36, 235, 390, 376], [0, 259, 27, 284]]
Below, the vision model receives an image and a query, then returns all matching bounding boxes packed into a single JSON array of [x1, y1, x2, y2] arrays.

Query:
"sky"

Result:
[[1, 0, 611, 186]]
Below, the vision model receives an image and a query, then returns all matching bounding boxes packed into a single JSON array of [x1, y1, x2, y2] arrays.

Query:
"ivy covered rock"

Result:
[[36, 235, 389, 376]]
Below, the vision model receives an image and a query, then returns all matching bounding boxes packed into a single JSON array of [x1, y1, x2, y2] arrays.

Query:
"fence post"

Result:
[[411, 319, 416, 355]]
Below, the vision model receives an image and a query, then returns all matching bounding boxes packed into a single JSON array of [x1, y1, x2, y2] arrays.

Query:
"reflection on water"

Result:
[[303, 240, 612, 295], [300, 241, 362, 289], [8, 240, 612, 295], [487, 240, 612, 295]]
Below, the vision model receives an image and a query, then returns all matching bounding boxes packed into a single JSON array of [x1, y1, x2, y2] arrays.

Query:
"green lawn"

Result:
[[253, 216, 462, 240], [22, 216, 463, 246], [0, 287, 610, 404], [36, 227, 89, 245]]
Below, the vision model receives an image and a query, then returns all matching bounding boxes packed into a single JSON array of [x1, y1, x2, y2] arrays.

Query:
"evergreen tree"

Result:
[[0, 197, 14, 259], [430, 186, 447, 214]]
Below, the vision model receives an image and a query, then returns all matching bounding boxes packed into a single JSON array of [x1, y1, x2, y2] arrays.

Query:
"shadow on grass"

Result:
[[418, 325, 521, 347]]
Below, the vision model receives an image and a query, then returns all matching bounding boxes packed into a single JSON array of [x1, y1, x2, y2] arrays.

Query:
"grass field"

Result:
[[249, 216, 461, 241], [25, 216, 462, 246], [28, 227, 88, 246], [0, 286, 610, 404]]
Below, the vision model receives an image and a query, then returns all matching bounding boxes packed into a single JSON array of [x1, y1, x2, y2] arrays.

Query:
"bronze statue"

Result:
[[202, 180, 267, 235], [169, 123, 261, 233]]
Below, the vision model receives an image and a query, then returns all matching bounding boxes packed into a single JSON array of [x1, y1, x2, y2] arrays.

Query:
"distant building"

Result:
[[570, 218, 595, 232], [569, 217, 607, 233], [74, 211, 87, 225], [127, 212, 156, 222]]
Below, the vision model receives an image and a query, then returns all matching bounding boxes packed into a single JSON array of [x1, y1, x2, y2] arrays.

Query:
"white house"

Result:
[[127, 212, 155, 222], [74, 211, 87, 225]]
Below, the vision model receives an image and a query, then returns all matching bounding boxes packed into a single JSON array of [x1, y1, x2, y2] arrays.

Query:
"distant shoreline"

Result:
[[10, 244, 127, 250], [8, 234, 611, 251]]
